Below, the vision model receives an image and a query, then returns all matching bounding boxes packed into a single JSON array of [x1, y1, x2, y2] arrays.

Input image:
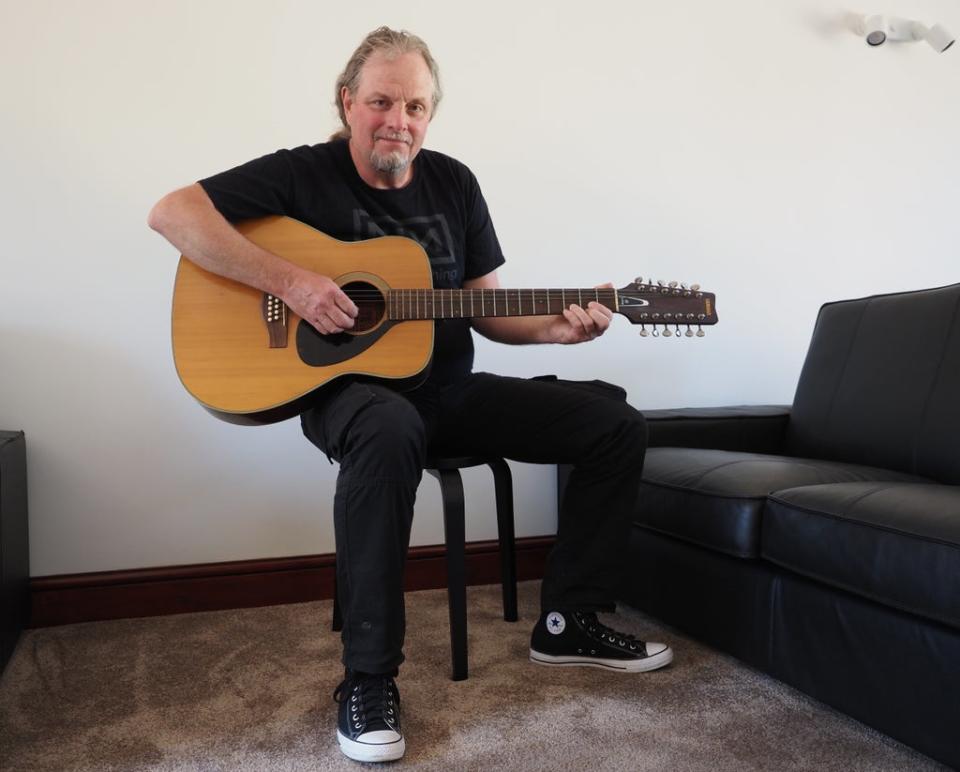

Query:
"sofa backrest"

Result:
[[785, 283, 960, 484]]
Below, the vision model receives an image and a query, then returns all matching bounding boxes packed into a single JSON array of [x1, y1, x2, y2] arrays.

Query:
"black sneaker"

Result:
[[333, 670, 405, 762], [529, 610, 673, 672]]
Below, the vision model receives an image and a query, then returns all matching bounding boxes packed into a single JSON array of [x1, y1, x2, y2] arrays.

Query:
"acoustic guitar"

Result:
[[171, 216, 718, 425]]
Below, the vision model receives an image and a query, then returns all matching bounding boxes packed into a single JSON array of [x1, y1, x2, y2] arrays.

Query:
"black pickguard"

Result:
[[296, 320, 397, 366]]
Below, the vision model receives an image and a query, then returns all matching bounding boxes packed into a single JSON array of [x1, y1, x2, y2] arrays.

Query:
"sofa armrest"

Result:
[[644, 405, 792, 455], [556, 405, 792, 507]]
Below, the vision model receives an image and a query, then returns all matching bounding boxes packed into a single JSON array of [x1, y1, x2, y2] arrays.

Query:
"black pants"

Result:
[[300, 372, 647, 673]]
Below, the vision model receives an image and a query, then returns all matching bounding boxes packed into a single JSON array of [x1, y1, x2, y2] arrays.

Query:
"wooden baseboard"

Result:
[[29, 536, 555, 628]]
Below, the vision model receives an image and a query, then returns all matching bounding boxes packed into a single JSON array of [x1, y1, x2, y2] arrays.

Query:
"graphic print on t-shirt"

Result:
[[353, 210, 459, 285]]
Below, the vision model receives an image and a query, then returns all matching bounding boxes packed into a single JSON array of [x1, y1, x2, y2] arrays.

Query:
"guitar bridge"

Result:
[[262, 293, 288, 348]]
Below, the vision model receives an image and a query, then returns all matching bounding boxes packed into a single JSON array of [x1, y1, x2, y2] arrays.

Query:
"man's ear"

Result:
[[341, 87, 354, 121]]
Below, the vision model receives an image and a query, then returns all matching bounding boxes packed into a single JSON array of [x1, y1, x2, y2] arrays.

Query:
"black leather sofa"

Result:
[[614, 283, 960, 768]]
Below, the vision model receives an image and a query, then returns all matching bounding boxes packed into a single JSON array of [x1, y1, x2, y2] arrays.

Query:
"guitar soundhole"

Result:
[[342, 281, 385, 334]]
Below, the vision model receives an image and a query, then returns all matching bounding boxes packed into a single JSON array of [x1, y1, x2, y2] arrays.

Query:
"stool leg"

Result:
[[487, 458, 518, 622], [431, 467, 468, 681], [332, 570, 343, 632]]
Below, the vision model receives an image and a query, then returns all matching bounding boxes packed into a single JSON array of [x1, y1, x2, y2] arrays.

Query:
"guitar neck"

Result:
[[387, 288, 619, 320]]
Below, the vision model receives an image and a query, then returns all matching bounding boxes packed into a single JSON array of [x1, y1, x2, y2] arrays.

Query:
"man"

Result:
[[148, 27, 672, 764]]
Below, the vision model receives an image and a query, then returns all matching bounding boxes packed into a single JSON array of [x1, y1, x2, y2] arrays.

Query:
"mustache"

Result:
[[374, 131, 413, 145]]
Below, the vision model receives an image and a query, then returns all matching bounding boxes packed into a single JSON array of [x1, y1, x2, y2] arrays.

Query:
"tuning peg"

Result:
[[652, 327, 660, 337], [639, 326, 649, 337], [696, 326, 705, 337], [691, 283, 701, 291], [663, 327, 673, 337], [634, 276, 643, 284], [668, 281, 678, 288], [657, 279, 665, 286], [684, 327, 694, 337]]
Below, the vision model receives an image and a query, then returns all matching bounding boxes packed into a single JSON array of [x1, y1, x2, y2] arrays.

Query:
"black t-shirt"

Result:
[[198, 139, 506, 384]]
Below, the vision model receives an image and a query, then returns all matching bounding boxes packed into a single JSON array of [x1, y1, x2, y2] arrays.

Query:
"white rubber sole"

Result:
[[529, 644, 674, 672], [337, 729, 405, 763]]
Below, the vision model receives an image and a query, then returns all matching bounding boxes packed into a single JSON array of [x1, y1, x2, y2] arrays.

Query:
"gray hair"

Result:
[[330, 26, 443, 141]]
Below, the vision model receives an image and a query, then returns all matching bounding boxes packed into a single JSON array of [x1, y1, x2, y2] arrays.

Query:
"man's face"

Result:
[[342, 50, 435, 188]]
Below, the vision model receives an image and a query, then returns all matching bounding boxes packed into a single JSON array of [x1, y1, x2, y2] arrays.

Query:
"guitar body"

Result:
[[171, 216, 434, 425]]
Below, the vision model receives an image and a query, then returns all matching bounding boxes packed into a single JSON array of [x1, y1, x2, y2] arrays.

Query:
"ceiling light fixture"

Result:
[[853, 14, 955, 52]]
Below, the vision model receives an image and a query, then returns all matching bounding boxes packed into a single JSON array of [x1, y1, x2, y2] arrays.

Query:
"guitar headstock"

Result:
[[617, 277, 718, 338]]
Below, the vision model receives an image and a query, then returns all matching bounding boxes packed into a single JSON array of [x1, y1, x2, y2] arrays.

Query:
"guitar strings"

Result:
[[336, 290, 622, 299]]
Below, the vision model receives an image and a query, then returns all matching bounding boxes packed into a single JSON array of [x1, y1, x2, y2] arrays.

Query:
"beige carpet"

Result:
[[0, 581, 945, 771]]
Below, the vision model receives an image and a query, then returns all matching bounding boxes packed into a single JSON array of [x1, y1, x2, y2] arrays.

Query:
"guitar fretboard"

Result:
[[387, 288, 618, 320]]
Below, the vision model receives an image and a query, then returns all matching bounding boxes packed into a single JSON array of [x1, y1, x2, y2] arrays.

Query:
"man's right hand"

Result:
[[148, 184, 360, 336], [285, 271, 359, 335]]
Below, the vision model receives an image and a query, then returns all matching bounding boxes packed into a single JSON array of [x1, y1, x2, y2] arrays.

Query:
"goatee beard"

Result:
[[369, 149, 411, 176]]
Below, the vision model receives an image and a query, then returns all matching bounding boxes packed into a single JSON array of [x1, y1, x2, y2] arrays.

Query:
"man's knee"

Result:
[[593, 399, 647, 466], [303, 383, 426, 473], [621, 403, 647, 448], [352, 398, 425, 453], [344, 390, 426, 476]]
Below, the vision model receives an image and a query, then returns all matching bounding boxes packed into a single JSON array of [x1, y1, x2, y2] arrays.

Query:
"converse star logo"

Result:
[[546, 611, 566, 635]]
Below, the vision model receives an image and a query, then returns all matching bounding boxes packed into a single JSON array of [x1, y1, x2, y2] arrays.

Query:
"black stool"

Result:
[[332, 455, 518, 681]]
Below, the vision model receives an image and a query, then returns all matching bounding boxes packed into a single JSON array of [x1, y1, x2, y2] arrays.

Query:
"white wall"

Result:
[[1, 0, 957, 577]]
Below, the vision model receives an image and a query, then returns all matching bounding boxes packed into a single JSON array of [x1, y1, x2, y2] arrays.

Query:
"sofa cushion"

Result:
[[762, 482, 960, 629], [638, 448, 927, 558]]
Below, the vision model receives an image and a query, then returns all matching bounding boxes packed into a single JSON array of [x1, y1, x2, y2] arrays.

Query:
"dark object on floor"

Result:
[[1, 430, 29, 676]]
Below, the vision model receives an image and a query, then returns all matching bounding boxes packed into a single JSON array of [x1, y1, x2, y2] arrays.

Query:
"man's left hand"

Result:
[[546, 282, 615, 344]]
